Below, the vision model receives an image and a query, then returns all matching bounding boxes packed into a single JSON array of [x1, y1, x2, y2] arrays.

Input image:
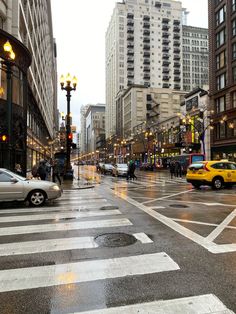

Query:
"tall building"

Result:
[[85, 104, 105, 154], [208, 0, 236, 161], [182, 25, 209, 92], [0, 0, 57, 170], [80, 105, 89, 155], [106, 0, 183, 138]]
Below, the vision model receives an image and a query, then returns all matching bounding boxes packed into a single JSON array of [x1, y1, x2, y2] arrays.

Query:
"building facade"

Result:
[[0, 0, 58, 170], [106, 0, 183, 138], [84, 104, 105, 155], [182, 25, 209, 92], [208, 0, 236, 161], [79, 105, 89, 155]]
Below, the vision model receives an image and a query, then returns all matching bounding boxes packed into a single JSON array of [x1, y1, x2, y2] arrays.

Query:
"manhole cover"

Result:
[[99, 205, 119, 210], [169, 204, 189, 208], [94, 233, 137, 247]]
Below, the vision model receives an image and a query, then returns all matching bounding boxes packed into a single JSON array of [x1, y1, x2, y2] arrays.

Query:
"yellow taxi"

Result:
[[186, 160, 236, 189]]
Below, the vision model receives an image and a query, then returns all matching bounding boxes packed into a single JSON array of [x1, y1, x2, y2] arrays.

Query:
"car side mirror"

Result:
[[11, 178, 18, 184]]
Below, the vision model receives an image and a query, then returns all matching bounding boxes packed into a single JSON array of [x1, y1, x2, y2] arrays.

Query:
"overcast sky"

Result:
[[51, 0, 208, 130]]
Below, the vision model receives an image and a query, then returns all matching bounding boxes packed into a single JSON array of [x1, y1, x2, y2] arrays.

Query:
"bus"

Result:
[[170, 153, 205, 174]]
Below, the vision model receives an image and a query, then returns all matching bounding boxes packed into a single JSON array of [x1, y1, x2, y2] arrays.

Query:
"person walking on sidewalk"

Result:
[[37, 160, 47, 181], [52, 159, 61, 185], [129, 160, 137, 180], [169, 160, 175, 179]]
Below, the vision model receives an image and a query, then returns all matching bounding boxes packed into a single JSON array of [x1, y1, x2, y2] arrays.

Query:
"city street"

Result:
[[0, 165, 235, 313]]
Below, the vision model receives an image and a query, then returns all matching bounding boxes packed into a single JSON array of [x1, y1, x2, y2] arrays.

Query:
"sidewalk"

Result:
[[62, 176, 95, 190]]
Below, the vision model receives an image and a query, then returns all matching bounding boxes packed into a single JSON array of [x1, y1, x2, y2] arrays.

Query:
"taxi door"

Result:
[[226, 163, 236, 183]]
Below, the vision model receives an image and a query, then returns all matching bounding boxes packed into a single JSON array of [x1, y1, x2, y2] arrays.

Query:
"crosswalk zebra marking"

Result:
[[76, 294, 234, 314], [0, 252, 179, 292], [133, 233, 153, 243], [0, 218, 132, 236], [0, 232, 152, 256], [0, 209, 122, 223], [0, 203, 112, 215], [0, 236, 99, 256]]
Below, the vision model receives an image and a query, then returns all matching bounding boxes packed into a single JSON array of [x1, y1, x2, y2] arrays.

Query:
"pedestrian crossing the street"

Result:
[[0, 188, 234, 313]]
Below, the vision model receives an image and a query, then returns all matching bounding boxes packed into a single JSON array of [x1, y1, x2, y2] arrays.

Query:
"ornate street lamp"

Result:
[[1, 40, 16, 171], [60, 73, 77, 179]]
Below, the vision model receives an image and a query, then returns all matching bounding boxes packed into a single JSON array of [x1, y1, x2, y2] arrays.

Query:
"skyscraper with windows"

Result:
[[105, 0, 183, 138], [0, 0, 57, 169], [182, 25, 209, 92], [208, 0, 236, 160]]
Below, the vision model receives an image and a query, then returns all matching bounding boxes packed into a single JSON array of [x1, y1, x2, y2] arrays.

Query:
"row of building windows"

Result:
[[215, 92, 236, 113], [183, 32, 208, 39]]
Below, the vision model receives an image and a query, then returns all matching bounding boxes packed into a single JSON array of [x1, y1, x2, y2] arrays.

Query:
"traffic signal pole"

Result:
[[6, 61, 13, 171]]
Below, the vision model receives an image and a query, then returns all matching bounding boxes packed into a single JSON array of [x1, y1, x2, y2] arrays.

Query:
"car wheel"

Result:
[[212, 177, 223, 190], [28, 190, 46, 206]]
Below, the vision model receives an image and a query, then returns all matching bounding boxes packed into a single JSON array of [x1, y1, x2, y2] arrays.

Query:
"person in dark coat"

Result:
[[174, 161, 182, 178], [129, 160, 137, 180], [37, 160, 47, 180], [169, 161, 175, 179], [52, 159, 61, 185], [15, 164, 23, 176]]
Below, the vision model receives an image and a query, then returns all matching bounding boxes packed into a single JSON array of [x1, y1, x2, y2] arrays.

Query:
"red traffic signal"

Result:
[[68, 133, 73, 141], [0, 134, 8, 143]]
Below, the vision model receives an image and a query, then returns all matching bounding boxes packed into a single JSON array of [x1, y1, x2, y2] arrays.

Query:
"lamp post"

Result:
[[1, 41, 15, 171], [60, 73, 77, 180]]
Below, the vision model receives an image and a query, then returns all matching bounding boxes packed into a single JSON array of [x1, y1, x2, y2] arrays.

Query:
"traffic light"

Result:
[[67, 133, 73, 143], [0, 134, 8, 143]]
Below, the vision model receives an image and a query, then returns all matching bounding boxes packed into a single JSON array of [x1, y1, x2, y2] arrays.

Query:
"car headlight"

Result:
[[51, 185, 60, 191]]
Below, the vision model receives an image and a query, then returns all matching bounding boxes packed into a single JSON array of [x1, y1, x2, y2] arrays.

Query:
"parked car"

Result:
[[186, 160, 236, 190], [101, 164, 114, 175], [112, 163, 128, 177], [0, 168, 62, 206]]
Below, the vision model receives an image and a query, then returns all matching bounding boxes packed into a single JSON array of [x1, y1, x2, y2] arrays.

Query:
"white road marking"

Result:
[[150, 206, 166, 209], [172, 218, 236, 230], [0, 236, 99, 256], [142, 189, 194, 204], [0, 252, 179, 292], [60, 196, 104, 200], [159, 199, 236, 207], [114, 192, 236, 254], [0, 210, 122, 223], [77, 294, 234, 314], [0, 218, 132, 236], [133, 233, 153, 243], [0, 204, 112, 215], [54, 199, 109, 205], [206, 209, 236, 242]]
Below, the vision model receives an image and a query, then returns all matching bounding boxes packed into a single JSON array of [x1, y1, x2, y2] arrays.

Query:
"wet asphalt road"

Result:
[[0, 165, 235, 313]]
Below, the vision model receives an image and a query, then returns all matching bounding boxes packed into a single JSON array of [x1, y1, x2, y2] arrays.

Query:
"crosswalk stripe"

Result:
[[0, 252, 179, 292], [76, 294, 234, 314], [0, 232, 152, 256], [60, 196, 104, 200], [0, 209, 122, 223], [54, 199, 108, 205], [0, 236, 99, 256], [0, 203, 111, 215], [0, 218, 132, 236]]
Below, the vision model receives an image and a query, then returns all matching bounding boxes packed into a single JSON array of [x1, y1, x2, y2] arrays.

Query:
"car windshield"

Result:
[[3, 170, 27, 181], [117, 164, 127, 168]]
